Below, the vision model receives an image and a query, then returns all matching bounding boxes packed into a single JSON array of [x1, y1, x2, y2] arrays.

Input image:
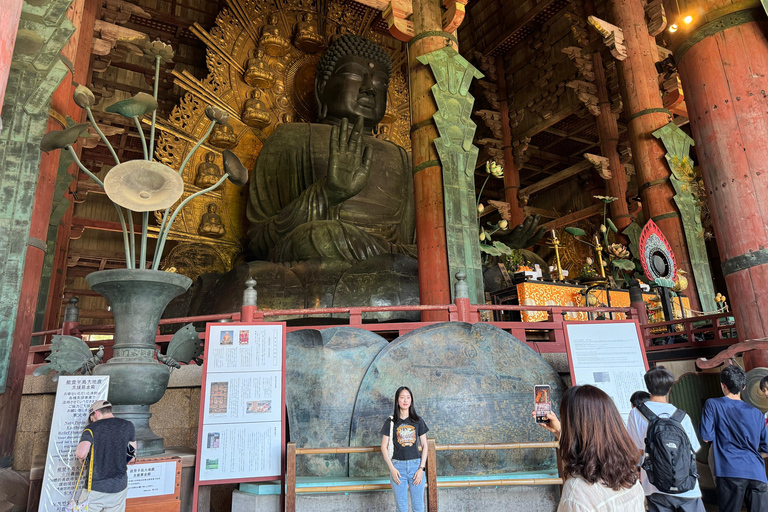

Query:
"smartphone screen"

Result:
[[534, 385, 551, 423]]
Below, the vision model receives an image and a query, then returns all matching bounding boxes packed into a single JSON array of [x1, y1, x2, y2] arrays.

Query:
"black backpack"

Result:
[[637, 403, 698, 494]]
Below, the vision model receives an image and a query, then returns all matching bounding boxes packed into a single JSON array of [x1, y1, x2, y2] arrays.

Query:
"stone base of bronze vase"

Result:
[[86, 269, 192, 456]]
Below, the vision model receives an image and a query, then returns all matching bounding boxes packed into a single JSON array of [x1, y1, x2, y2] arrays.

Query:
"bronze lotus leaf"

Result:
[[205, 106, 230, 125], [222, 150, 248, 186], [103, 160, 185, 212], [105, 92, 158, 118], [143, 39, 174, 64], [73, 84, 96, 109], [40, 123, 92, 152]]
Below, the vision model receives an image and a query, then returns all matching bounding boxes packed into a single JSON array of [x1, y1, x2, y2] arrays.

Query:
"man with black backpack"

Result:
[[626, 366, 704, 512], [701, 364, 768, 512]]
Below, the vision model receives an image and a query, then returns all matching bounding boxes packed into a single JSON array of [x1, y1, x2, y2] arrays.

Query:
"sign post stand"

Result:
[[192, 320, 286, 510]]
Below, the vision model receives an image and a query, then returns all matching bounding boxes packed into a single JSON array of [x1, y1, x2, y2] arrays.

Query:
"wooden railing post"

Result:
[[426, 438, 438, 512], [241, 277, 258, 323], [285, 442, 296, 512]]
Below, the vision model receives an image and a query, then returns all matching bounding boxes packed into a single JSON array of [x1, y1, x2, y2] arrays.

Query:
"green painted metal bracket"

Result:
[[652, 122, 717, 312], [417, 46, 485, 304]]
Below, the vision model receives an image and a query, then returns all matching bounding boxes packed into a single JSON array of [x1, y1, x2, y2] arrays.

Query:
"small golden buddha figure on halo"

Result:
[[207, 123, 238, 149], [242, 90, 271, 129], [243, 48, 275, 88], [198, 203, 226, 238], [260, 14, 290, 57], [194, 152, 223, 188], [294, 13, 325, 53]]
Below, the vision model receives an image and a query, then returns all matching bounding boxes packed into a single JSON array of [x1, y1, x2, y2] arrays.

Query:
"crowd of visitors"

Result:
[[537, 365, 768, 512]]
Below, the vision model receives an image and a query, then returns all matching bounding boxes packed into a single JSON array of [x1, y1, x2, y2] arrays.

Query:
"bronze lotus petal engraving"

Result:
[[103, 160, 185, 212], [205, 106, 230, 125], [222, 150, 248, 186], [73, 84, 96, 108], [40, 123, 92, 152], [105, 92, 158, 118]]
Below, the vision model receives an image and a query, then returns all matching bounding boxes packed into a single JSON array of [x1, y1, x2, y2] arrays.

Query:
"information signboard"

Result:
[[40, 375, 109, 512], [193, 322, 286, 505], [564, 320, 649, 422]]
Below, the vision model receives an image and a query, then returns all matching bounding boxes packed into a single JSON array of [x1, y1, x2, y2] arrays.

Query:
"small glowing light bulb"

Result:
[[683, 15, 693, 23], [669, 23, 678, 32]]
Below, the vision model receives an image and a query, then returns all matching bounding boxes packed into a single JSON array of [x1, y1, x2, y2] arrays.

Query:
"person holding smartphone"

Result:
[[534, 385, 644, 511], [380, 386, 429, 512]]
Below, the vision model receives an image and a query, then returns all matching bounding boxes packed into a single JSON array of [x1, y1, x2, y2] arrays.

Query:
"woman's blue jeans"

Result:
[[390, 458, 425, 512]]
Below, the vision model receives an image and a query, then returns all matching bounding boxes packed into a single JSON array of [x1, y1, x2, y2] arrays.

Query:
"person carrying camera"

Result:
[[75, 400, 137, 512]]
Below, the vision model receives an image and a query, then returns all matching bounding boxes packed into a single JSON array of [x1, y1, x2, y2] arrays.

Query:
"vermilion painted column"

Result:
[[495, 55, 524, 227], [0, 0, 23, 128], [410, 0, 451, 321], [670, 1, 768, 369], [592, 53, 630, 232], [608, 0, 701, 311]]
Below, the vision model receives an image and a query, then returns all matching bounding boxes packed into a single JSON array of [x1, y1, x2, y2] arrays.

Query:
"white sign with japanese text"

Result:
[[40, 375, 109, 512]]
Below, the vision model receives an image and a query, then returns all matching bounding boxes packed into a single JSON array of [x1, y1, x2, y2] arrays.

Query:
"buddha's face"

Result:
[[317, 55, 388, 129]]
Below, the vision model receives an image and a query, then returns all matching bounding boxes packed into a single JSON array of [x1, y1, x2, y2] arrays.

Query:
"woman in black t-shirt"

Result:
[[380, 386, 429, 512]]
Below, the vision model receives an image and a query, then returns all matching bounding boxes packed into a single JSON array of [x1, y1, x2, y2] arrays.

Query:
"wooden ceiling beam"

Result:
[[483, 0, 561, 56], [518, 159, 591, 199]]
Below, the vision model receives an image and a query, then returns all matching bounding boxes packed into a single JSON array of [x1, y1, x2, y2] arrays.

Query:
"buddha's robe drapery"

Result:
[[247, 123, 416, 262]]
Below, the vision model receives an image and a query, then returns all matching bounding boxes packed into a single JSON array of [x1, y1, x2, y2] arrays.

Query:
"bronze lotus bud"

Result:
[[222, 150, 248, 186], [143, 39, 175, 64], [205, 106, 230, 125], [73, 85, 96, 109]]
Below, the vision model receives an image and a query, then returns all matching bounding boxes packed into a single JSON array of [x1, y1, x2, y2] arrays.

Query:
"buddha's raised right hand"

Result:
[[326, 117, 373, 205]]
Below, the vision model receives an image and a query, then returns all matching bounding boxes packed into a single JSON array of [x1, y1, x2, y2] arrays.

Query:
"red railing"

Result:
[[27, 295, 740, 375], [643, 311, 739, 350]]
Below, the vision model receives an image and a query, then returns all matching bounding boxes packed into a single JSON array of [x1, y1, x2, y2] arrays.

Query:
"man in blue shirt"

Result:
[[701, 365, 768, 512]]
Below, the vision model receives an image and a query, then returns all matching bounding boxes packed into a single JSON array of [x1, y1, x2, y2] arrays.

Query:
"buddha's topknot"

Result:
[[316, 34, 393, 87]]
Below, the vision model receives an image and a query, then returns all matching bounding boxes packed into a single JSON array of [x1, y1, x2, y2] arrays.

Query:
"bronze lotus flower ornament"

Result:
[[39, 41, 243, 271]]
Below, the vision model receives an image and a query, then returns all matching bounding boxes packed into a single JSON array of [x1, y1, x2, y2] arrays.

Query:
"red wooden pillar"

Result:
[[0, 0, 23, 127], [0, 0, 98, 464], [608, 0, 701, 310], [670, 3, 768, 369], [592, 51, 630, 232], [410, 0, 451, 321], [495, 56, 524, 227]]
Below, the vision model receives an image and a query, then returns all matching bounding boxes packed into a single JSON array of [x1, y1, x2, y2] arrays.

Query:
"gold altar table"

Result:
[[497, 280, 691, 322]]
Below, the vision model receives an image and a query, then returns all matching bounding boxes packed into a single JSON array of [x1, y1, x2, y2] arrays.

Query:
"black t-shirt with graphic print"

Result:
[[380, 415, 429, 461]]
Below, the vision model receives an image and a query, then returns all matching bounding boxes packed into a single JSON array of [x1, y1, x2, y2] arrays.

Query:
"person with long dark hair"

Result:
[[535, 385, 644, 511], [380, 386, 429, 512]]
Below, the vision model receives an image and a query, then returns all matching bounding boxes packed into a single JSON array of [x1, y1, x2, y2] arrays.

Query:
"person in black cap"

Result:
[[75, 400, 137, 511]]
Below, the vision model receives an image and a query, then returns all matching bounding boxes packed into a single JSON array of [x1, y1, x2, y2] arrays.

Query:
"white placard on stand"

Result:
[[564, 320, 649, 422], [196, 322, 286, 484], [127, 460, 178, 498], [40, 375, 109, 512]]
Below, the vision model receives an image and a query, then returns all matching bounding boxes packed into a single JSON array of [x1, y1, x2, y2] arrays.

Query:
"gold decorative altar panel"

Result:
[[514, 281, 691, 322], [152, 0, 410, 280]]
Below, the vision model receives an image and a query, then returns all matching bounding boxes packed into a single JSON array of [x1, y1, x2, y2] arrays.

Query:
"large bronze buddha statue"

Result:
[[182, 35, 418, 315], [246, 34, 415, 264]]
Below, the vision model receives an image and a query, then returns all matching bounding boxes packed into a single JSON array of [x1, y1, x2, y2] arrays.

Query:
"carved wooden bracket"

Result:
[[512, 137, 531, 168], [382, 0, 468, 42], [567, 80, 600, 116], [442, 0, 467, 34], [562, 46, 595, 81], [587, 16, 627, 61], [645, 0, 667, 36], [584, 153, 612, 180], [383, 0, 414, 41]]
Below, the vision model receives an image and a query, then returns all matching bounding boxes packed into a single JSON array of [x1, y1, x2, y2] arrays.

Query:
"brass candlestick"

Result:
[[594, 235, 606, 278], [550, 229, 564, 281]]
